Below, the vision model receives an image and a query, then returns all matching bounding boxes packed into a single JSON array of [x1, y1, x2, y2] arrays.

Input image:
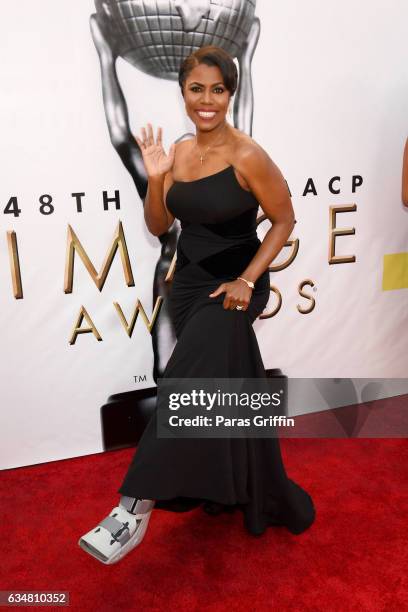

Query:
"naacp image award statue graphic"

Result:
[[90, 0, 259, 380]]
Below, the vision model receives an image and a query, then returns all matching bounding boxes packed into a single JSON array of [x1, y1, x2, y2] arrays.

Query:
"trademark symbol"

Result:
[[134, 375, 147, 383]]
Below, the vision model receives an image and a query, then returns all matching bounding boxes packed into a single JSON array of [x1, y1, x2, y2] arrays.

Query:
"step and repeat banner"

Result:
[[1, 0, 407, 469]]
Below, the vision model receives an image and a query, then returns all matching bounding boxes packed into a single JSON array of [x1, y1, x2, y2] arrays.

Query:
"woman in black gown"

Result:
[[79, 46, 315, 564]]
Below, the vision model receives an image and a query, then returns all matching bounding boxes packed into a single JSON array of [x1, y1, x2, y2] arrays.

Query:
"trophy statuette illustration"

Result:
[[91, 0, 260, 448]]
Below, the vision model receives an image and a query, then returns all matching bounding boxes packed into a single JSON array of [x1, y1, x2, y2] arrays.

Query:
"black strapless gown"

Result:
[[118, 164, 315, 536]]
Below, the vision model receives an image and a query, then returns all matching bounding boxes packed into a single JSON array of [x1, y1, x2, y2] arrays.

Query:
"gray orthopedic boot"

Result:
[[78, 497, 156, 564], [119, 496, 155, 515]]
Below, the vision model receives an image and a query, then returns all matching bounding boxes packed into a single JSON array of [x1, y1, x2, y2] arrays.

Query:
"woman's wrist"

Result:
[[148, 173, 166, 183], [236, 276, 255, 289]]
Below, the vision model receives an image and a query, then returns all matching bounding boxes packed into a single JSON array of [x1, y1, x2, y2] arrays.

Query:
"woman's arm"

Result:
[[134, 124, 176, 236], [402, 137, 408, 206], [209, 142, 295, 310], [237, 143, 295, 283], [143, 171, 175, 236]]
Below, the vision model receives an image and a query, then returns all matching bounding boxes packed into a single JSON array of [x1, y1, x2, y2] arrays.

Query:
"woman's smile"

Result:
[[196, 110, 218, 121]]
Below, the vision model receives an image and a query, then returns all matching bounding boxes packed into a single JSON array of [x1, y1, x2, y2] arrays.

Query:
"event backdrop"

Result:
[[1, 0, 407, 469]]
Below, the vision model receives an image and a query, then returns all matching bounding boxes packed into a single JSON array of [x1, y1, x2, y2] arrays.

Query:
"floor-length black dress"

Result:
[[118, 164, 315, 536]]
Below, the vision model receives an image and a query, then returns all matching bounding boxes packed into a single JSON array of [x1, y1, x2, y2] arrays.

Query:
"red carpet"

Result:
[[1, 439, 407, 611]]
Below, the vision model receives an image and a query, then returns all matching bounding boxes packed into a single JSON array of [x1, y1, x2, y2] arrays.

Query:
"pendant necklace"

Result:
[[195, 125, 227, 165]]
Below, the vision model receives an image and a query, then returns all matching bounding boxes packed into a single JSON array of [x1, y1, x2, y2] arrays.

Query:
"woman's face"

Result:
[[183, 63, 231, 131]]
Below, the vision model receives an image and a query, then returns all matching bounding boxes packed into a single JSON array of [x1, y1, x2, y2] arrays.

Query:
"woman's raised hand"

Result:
[[135, 123, 176, 178]]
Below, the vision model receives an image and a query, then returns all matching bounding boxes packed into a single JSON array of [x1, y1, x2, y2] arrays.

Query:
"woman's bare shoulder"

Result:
[[175, 136, 195, 152], [229, 129, 273, 180], [231, 129, 269, 163]]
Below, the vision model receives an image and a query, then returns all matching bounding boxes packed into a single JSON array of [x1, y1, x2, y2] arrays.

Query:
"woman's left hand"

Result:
[[209, 279, 253, 311]]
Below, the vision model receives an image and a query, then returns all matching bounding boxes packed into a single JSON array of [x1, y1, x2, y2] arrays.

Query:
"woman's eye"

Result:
[[190, 86, 225, 93]]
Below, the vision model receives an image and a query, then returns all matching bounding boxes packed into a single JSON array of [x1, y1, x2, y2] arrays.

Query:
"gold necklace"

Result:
[[195, 125, 227, 165]]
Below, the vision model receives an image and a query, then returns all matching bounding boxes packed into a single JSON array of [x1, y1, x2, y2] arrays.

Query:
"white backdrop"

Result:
[[1, 1, 407, 469]]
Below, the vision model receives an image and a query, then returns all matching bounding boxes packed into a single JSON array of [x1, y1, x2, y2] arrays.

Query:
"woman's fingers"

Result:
[[224, 292, 250, 311], [156, 126, 162, 145], [224, 292, 236, 309], [140, 125, 154, 147], [208, 283, 226, 297], [147, 122, 154, 145], [138, 124, 165, 153], [210, 282, 251, 310], [226, 301, 248, 311]]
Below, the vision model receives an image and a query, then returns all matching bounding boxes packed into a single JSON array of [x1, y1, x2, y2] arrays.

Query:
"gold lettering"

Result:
[[259, 285, 282, 319], [297, 279, 316, 313], [164, 251, 177, 282], [69, 306, 102, 344], [64, 221, 134, 293], [6, 231, 23, 299], [114, 297, 164, 336], [328, 205, 356, 264]]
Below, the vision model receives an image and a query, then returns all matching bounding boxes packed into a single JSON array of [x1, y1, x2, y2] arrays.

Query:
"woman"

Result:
[[79, 46, 315, 564]]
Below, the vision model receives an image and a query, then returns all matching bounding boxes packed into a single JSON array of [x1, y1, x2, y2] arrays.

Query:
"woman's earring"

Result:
[[228, 104, 233, 118]]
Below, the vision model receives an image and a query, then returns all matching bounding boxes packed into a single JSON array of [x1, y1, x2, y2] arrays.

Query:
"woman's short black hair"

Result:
[[178, 45, 238, 98]]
